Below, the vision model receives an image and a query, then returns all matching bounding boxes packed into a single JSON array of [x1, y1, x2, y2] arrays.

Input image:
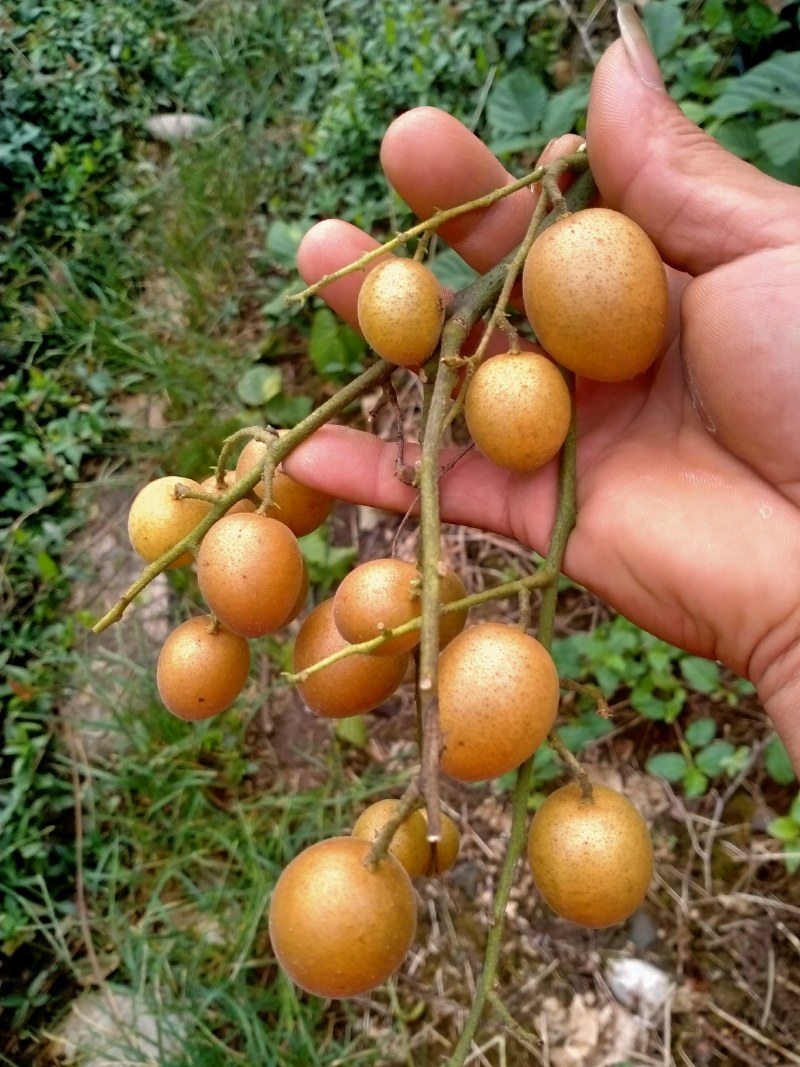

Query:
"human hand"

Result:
[[285, 6, 800, 766]]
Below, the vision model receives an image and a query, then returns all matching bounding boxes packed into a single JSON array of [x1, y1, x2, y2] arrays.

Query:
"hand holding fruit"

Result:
[[285, 20, 800, 771]]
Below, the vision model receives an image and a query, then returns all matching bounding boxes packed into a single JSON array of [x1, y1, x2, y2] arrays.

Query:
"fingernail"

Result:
[[616, 2, 666, 91]]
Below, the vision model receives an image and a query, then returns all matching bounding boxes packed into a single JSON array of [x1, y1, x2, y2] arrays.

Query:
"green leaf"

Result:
[[264, 393, 313, 427], [335, 715, 368, 748], [683, 767, 709, 798], [646, 751, 688, 783], [428, 248, 478, 291], [784, 840, 800, 874], [680, 656, 721, 694], [309, 307, 366, 380], [790, 792, 800, 825], [695, 740, 736, 776], [710, 53, 800, 120], [265, 219, 311, 269], [756, 120, 800, 167], [768, 815, 800, 842], [556, 713, 614, 753], [540, 83, 589, 141], [714, 119, 762, 160], [685, 718, 716, 748], [35, 552, 59, 581], [642, 0, 687, 58], [631, 685, 669, 721], [235, 366, 283, 407], [765, 736, 797, 786], [486, 71, 548, 137]]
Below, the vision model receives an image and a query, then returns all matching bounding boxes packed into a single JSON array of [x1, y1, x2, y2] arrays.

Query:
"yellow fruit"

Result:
[[437, 567, 469, 649], [357, 257, 444, 367], [293, 598, 410, 718], [198, 471, 257, 514], [522, 207, 668, 382], [333, 558, 421, 656], [464, 351, 571, 472], [527, 782, 653, 928], [268, 836, 417, 998], [235, 437, 335, 537], [352, 799, 431, 878], [437, 623, 559, 782], [128, 476, 210, 567], [421, 809, 461, 874], [156, 615, 250, 721], [196, 512, 304, 637]]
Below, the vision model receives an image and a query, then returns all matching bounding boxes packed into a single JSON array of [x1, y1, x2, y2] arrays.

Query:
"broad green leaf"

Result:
[[309, 307, 366, 379], [695, 740, 736, 776], [556, 713, 614, 753], [685, 718, 716, 748], [683, 767, 709, 798], [644, 0, 691, 57], [429, 248, 478, 291], [265, 393, 313, 427], [714, 119, 762, 160], [642, 0, 687, 58], [646, 751, 688, 782], [265, 219, 311, 269], [765, 736, 798, 786], [35, 551, 59, 581], [680, 656, 721, 694], [540, 83, 589, 141], [236, 365, 283, 407], [756, 119, 800, 167], [486, 70, 548, 137], [790, 792, 800, 825], [768, 815, 800, 842], [631, 685, 669, 721], [710, 53, 800, 120]]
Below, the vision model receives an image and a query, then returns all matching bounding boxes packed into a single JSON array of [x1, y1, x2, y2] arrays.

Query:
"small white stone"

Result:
[[146, 113, 212, 142], [605, 957, 672, 1018]]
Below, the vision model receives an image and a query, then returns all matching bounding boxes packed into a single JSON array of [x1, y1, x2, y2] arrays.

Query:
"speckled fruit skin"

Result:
[[437, 623, 559, 782], [464, 351, 571, 472], [527, 782, 654, 928], [437, 567, 469, 649], [235, 437, 335, 537], [128, 476, 211, 567], [357, 258, 445, 367], [293, 598, 410, 718], [333, 558, 421, 656], [268, 836, 417, 998], [156, 615, 250, 721], [352, 799, 431, 878], [522, 208, 668, 382], [198, 471, 256, 514], [196, 512, 304, 637]]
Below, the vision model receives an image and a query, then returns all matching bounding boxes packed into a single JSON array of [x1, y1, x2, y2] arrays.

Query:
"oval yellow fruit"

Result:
[[464, 351, 571, 472], [357, 257, 444, 367], [522, 207, 668, 382], [437, 623, 559, 782], [527, 782, 654, 928], [268, 836, 417, 998]]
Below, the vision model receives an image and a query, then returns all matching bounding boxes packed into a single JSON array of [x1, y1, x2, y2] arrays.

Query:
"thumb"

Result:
[[587, 11, 800, 274]]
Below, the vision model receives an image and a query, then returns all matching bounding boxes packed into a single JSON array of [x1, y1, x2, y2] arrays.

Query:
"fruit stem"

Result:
[[549, 733, 594, 800], [363, 780, 423, 869], [446, 377, 578, 1067], [285, 152, 589, 307], [92, 359, 394, 633]]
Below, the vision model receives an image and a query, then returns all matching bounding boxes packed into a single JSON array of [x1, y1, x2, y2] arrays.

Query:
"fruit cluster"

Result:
[[109, 189, 666, 1016]]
